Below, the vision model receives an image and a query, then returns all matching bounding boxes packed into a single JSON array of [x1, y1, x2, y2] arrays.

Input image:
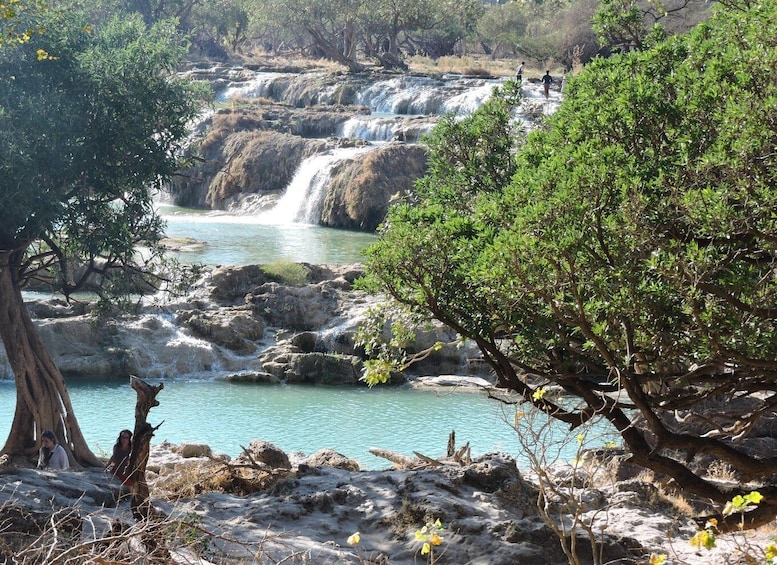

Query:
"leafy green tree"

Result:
[[189, 0, 250, 53], [0, 10, 204, 465], [271, 0, 366, 71], [360, 0, 439, 69], [405, 0, 482, 58], [118, 0, 200, 28], [592, 0, 710, 54], [0, 0, 48, 49], [475, 1, 527, 58], [364, 1, 777, 532]]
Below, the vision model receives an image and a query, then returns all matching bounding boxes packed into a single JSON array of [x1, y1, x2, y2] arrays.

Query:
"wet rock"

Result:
[[176, 309, 264, 353], [320, 143, 428, 231]]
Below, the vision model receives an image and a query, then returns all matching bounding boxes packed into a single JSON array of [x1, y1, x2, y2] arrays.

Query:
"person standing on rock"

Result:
[[542, 70, 553, 99], [516, 61, 525, 83], [38, 430, 69, 470]]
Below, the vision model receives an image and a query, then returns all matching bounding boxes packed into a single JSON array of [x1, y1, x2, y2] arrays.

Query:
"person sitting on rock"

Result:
[[104, 429, 133, 485], [37, 430, 69, 470]]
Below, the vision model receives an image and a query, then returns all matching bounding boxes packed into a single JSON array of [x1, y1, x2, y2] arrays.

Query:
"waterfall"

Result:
[[216, 72, 296, 102], [203, 70, 559, 231], [257, 146, 372, 225]]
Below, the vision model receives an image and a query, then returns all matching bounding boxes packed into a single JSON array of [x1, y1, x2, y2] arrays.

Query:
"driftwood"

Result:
[[127, 376, 164, 521], [369, 430, 472, 469], [368, 447, 417, 468]]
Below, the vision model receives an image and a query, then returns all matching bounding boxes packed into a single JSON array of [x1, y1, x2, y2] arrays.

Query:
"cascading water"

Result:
[[214, 72, 524, 230], [257, 146, 373, 224], [160, 70, 561, 266]]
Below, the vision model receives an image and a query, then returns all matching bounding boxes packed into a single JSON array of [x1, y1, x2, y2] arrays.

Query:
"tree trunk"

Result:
[[127, 376, 164, 521], [0, 250, 100, 467]]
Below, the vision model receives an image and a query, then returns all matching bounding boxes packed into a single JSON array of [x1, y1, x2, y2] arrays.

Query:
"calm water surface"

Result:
[[160, 208, 376, 266], [0, 379, 533, 469], [4, 208, 614, 469]]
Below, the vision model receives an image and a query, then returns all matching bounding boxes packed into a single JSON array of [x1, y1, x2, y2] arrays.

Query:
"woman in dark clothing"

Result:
[[104, 429, 133, 485]]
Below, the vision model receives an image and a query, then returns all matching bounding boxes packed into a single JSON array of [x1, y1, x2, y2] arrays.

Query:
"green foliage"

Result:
[[365, 0, 777, 527], [362, 81, 525, 381], [0, 9, 208, 298], [261, 261, 309, 286], [476, 2, 527, 54], [0, 0, 48, 49], [353, 302, 441, 386]]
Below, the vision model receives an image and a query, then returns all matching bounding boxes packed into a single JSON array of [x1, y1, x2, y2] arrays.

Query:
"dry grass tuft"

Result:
[[152, 459, 291, 500], [406, 55, 517, 77]]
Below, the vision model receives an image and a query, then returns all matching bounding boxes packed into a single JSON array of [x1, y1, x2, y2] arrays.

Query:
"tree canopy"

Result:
[[363, 0, 777, 531], [0, 8, 205, 464]]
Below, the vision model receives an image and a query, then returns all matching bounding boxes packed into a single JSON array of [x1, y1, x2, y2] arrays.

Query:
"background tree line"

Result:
[[64, 0, 712, 71]]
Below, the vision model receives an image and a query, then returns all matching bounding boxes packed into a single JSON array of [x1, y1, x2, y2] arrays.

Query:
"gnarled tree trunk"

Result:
[[127, 376, 164, 521], [0, 250, 100, 467]]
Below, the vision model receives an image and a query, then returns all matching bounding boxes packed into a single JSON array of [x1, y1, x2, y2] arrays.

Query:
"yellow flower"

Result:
[[765, 542, 777, 561], [649, 554, 666, 565], [532, 387, 547, 400], [690, 529, 716, 551], [430, 533, 443, 546], [347, 532, 360, 546], [421, 542, 431, 555], [746, 491, 764, 505]]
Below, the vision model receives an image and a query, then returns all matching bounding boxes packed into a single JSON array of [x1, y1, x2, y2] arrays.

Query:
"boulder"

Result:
[[304, 449, 361, 471], [176, 309, 264, 353], [234, 440, 291, 470], [247, 281, 340, 331], [178, 442, 213, 459], [209, 264, 275, 304], [320, 143, 428, 231], [218, 371, 281, 384], [283, 352, 363, 385]]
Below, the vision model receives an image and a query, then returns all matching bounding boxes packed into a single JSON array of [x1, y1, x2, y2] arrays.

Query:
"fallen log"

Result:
[[368, 447, 417, 469]]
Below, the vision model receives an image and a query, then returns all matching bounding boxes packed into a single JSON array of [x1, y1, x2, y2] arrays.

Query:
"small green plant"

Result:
[[354, 303, 448, 386], [414, 518, 445, 563], [167, 513, 210, 555], [262, 261, 309, 286], [688, 491, 777, 564]]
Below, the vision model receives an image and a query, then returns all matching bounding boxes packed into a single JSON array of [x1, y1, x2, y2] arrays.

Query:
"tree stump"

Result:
[[126, 376, 164, 521]]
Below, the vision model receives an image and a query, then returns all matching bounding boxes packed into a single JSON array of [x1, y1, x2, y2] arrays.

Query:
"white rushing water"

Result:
[[203, 70, 562, 237], [255, 145, 374, 224]]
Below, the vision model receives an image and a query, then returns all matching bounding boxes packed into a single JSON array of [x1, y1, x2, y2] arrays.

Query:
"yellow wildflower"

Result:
[[765, 542, 777, 561], [690, 529, 716, 551]]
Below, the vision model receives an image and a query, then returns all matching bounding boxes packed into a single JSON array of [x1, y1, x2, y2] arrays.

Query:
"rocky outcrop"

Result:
[[321, 143, 428, 231], [176, 308, 264, 353], [1, 264, 479, 384], [234, 439, 291, 469], [171, 119, 325, 209], [1, 443, 738, 564]]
